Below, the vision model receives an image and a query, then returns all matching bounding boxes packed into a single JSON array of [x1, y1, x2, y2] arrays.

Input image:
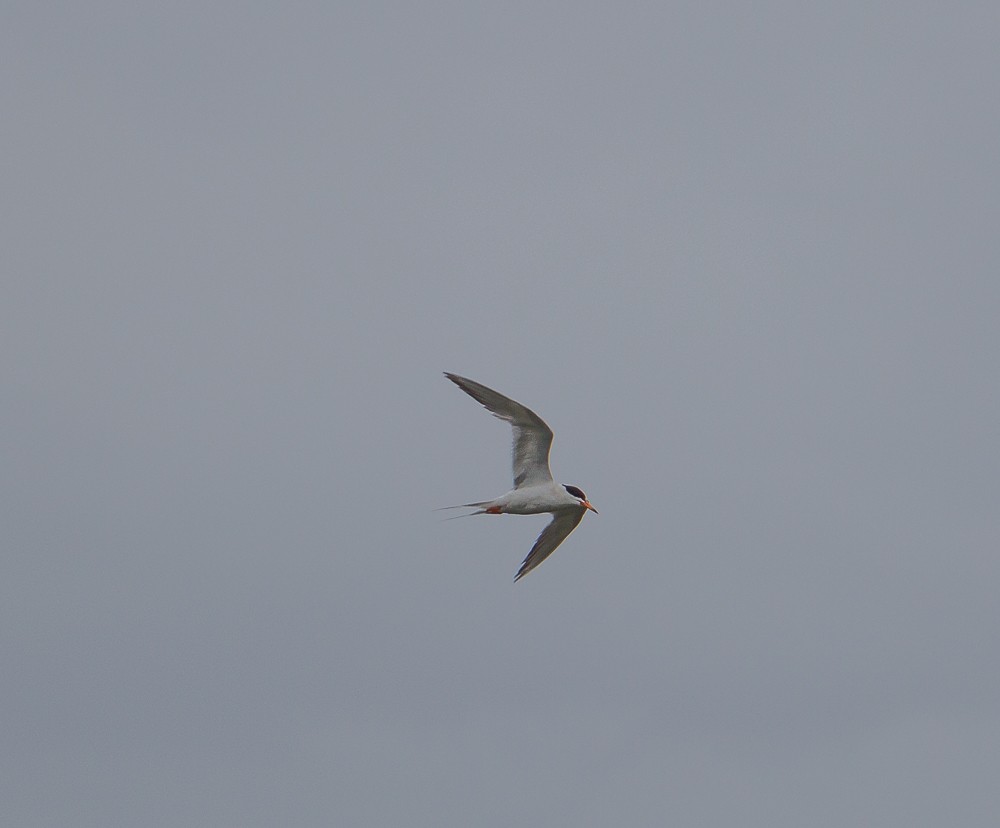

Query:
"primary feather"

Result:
[[443, 373, 554, 488]]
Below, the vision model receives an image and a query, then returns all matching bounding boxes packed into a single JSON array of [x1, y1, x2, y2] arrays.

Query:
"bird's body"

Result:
[[442, 373, 597, 581], [473, 484, 588, 516]]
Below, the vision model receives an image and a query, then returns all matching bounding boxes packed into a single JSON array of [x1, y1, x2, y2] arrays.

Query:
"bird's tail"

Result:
[[434, 500, 492, 519]]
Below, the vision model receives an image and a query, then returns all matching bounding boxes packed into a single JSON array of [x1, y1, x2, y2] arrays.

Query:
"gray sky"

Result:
[[4, 2, 999, 825]]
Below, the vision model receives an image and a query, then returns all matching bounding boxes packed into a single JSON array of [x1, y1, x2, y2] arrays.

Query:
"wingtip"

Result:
[[443, 371, 467, 390]]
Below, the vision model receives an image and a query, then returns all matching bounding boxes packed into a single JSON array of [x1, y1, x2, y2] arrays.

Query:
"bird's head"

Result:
[[563, 484, 598, 514]]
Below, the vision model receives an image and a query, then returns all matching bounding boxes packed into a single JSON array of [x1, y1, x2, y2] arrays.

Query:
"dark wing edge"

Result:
[[513, 509, 586, 582], [444, 373, 555, 488]]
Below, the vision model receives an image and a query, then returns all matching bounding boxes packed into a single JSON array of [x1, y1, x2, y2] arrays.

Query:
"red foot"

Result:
[[485, 505, 503, 514]]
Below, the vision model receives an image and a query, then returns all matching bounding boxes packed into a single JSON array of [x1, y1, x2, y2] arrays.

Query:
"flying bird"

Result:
[[442, 372, 597, 581]]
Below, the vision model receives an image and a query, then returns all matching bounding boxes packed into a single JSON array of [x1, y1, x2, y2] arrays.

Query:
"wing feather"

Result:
[[513, 510, 585, 581], [444, 373, 554, 488]]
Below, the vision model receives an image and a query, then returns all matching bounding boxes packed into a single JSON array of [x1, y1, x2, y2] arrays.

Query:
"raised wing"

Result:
[[514, 509, 585, 581], [444, 373, 554, 488]]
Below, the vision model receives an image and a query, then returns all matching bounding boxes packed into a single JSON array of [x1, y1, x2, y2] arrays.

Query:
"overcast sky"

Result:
[[3, 2, 999, 826]]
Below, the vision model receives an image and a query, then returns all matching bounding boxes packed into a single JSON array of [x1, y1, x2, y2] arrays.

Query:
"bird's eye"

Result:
[[563, 485, 587, 500]]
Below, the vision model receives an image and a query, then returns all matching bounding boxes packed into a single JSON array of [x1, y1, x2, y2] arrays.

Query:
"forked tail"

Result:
[[434, 500, 492, 518]]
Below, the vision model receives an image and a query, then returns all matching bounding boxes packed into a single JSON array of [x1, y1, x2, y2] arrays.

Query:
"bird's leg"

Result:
[[485, 505, 503, 514]]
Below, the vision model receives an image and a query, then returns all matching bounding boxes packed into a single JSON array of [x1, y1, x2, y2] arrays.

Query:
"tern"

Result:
[[442, 372, 597, 581]]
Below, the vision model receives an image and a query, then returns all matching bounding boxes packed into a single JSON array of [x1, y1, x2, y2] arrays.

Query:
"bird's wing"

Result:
[[444, 373, 554, 488], [514, 509, 585, 582]]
